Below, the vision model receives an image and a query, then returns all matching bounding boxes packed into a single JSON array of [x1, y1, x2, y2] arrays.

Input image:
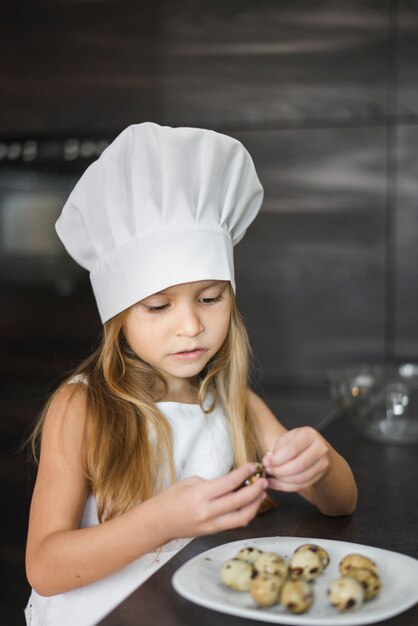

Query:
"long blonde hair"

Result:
[[29, 285, 275, 521]]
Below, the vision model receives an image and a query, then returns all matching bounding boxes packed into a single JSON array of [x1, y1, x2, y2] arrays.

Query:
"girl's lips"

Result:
[[170, 348, 207, 360]]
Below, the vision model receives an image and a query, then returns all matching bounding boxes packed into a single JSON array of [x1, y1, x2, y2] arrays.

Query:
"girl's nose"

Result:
[[175, 304, 204, 337]]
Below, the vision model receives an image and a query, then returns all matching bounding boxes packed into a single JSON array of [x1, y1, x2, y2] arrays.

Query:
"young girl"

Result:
[[25, 122, 357, 626]]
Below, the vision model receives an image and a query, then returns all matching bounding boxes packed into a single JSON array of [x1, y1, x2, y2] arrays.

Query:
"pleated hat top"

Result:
[[56, 122, 264, 323]]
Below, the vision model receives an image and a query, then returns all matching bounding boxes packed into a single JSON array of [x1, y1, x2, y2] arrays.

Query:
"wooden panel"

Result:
[[258, 384, 334, 428], [397, 0, 418, 118], [393, 3, 418, 358], [231, 126, 387, 384], [160, 0, 389, 128], [393, 125, 418, 359], [0, 0, 161, 135], [0, 287, 100, 379]]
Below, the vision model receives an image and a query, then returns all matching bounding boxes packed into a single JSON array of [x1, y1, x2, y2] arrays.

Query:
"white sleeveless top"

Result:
[[25, 392, 233, 626]]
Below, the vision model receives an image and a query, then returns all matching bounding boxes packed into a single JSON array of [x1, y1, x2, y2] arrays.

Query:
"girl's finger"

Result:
[[268, 462, 327, 492], [205, 463, 260, 498], [213, 491, 266, 532], [269, 440, 327, 479], [264, 430, 308, 467], [269, 475, 324, 492], [268, 478, 312, 492], [271, 455, 328, 485], [210, 475, 268, 518]]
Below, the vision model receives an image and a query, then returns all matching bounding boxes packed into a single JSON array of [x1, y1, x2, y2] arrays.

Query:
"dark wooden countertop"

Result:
[[99, 416, 418, 626]]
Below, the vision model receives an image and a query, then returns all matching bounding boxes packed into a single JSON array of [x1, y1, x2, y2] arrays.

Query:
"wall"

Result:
[[1, 1, 417, 389]]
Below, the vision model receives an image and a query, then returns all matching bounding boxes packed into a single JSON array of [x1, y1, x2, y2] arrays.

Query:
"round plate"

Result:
[[172, 536, 418, 625]]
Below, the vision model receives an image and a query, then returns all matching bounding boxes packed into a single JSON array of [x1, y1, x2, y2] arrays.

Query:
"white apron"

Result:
[[25, 394, 233, 626]]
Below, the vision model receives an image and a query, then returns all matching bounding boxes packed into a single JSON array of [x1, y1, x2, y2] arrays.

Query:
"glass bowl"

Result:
[[327, 363, 418, 443]]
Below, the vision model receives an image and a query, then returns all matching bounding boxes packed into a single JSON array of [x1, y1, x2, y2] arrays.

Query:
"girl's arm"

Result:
[[26, 385, 267, 596], [247, 389, 357, 516]]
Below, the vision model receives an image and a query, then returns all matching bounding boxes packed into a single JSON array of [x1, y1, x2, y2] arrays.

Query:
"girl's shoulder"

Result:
[[246, 388, 267, 412], [67, 373, 89, 386], [42, 378, 90, 439], [39, 381, 90, 468]]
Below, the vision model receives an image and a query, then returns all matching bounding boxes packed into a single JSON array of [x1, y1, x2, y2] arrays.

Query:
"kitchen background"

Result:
[[1, 1, 417, 624]]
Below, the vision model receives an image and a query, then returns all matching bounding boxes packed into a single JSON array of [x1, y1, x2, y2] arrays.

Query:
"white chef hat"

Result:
[[56, 122, 263, 323]]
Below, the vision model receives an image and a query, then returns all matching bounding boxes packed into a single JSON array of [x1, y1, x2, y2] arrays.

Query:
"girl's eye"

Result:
[[143, 304, 169, 313], [143, 294, 223, 313], [199, 295, 224, 305]]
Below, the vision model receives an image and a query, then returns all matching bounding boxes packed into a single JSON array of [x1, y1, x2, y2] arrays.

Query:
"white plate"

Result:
[[172, 536, 418, 625]]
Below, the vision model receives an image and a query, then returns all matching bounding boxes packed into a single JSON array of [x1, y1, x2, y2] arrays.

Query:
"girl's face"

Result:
[[123, 280, 231, 398]]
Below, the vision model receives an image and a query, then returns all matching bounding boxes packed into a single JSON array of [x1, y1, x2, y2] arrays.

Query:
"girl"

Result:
[[25, 122, 357, 626]]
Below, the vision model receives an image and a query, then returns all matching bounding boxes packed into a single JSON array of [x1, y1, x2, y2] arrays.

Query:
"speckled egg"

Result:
[[235, 546, 263, 565], [242, 462, 267, 487], [339, 553, 378, 576], [345, 567, 381, 600], [294, 543, 330, 570], [254, 551, 288, 578], [250, 574, 283, 607], [328, 576, 365, 611], [289, 548, 322, 581], [280, 580, 314, 614], [220, 558, 255, 591]]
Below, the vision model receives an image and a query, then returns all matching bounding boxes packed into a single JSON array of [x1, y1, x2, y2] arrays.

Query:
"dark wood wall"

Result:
[[1, 0, 417, 387], [1, 2, 418, 622]]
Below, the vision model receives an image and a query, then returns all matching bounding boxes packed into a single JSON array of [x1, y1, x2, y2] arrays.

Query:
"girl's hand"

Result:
[[262, 427, 330, 492], [150, 463, 268, 542]]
